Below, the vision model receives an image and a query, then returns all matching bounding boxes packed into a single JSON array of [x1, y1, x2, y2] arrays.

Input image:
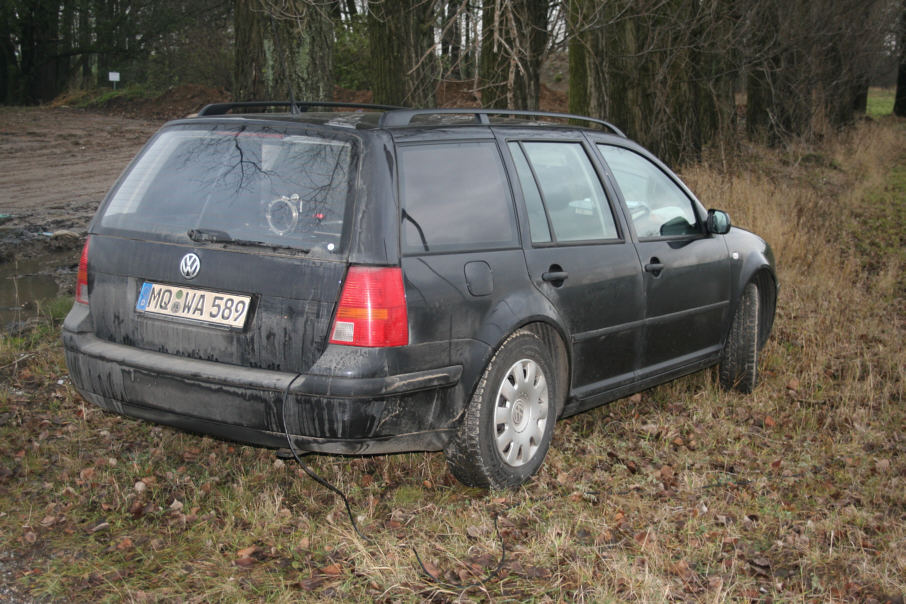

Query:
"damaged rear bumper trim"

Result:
[[92, 394, 453, 454], [64, 331, 462, 398]]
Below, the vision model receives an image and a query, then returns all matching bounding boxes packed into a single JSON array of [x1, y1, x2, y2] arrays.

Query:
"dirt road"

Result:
[[0, 107, 162, 327], [0, 107, 160, 248]]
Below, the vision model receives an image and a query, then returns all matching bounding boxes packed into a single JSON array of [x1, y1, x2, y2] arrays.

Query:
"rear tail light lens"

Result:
[[330, 266, 408, 347], [75, 237, 90, 305]]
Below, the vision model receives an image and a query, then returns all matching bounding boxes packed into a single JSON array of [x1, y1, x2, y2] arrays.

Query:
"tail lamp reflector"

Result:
[[330, 266, 408, 347], [75, 237, 90, 305]]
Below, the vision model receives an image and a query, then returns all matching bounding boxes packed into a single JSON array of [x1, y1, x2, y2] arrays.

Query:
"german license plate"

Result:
[[136, 282, 251, 328]]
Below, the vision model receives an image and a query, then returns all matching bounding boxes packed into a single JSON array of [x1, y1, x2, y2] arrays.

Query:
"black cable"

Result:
[[280, 373, 368, 541], [410, 512, 506, 590], [279, 373, 507, 590]]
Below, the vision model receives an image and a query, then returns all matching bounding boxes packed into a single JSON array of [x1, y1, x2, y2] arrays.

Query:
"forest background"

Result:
[[4, 0, 906, 162]]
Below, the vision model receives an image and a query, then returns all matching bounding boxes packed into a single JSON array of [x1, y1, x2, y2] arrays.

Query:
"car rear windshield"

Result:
[[98, 123, 356, 256]]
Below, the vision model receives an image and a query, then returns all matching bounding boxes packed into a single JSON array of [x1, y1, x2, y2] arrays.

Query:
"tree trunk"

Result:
[[479, 0, 548, 110], [566, 0, 588, 116], [234, 0, 334, 102], [896, 58, 906, 117], [368, 0, 436, 107], [234, 0, 268, 100], [896, 1, 906, 117]]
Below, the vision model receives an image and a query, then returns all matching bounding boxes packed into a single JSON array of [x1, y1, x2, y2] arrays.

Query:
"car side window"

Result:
[[399, 142, 517, 254], [598, 145, 699, 239], [516, 142, 618, 243], [507, 143, 552, 243]]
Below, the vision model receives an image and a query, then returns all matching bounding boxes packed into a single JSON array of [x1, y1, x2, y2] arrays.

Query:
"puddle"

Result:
[[1, 251, 77, 331]]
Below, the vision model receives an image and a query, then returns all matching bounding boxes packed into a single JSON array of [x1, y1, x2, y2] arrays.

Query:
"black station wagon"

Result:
[[63, 102, 777, 489]]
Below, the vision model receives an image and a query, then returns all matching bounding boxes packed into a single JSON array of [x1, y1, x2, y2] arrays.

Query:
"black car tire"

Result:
[[445, 330, 557, 489], [719, 281, 760, 393]]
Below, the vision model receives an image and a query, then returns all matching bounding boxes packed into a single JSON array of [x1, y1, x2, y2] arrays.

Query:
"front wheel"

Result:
[[445, 330, 557, 489], [719, 282, 760, 393]]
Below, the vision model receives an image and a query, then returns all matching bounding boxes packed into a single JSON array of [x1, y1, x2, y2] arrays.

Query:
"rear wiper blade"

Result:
[[188, 228, 231, 243], [187, 228, 309, 253]]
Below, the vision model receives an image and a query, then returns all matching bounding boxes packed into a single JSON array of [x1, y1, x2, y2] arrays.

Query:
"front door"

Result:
[[597, 144, 731, 375]]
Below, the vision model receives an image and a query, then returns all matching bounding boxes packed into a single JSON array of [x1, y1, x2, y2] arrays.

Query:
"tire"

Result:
[[719, 282, 760, 393], [445, 330, 557, 489]]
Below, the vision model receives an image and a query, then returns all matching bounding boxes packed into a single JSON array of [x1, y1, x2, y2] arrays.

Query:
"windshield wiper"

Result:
[[187, 228, 232, 243], [187, 228, 309, 253]]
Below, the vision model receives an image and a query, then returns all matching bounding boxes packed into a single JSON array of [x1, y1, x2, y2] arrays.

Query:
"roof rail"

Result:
[[378, 108, 626, 137], [197, 101, 404, 116]]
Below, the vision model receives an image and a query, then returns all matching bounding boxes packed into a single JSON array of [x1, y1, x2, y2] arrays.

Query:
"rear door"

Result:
[[89, 122, 359, 374], [503, 138, 644, 397], [596, 143, 731, 375], [395, 138, 529, 353]]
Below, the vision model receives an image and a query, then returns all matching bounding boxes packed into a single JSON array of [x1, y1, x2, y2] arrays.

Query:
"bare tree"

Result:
[[479, 0, 550, 110]]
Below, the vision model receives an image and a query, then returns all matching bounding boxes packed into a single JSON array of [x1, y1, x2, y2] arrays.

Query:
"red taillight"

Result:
[[329, 266, 408, 347], [75, 237, 90, 305]]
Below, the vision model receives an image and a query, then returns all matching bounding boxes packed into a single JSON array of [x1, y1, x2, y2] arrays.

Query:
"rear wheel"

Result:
[[719, 282, 760, 393], [445, 330, 557, 489]]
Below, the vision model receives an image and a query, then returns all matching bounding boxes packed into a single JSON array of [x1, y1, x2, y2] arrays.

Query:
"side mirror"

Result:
[[706, 209, 731, 235]]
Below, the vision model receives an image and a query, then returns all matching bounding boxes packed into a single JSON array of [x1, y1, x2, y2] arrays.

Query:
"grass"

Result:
[[866, 87, 896, 118], [52, 84, 157, 110], [2, 119, 905, 602]]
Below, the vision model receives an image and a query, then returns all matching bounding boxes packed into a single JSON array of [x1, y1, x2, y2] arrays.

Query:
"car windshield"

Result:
[[98, 124, 355, 255]]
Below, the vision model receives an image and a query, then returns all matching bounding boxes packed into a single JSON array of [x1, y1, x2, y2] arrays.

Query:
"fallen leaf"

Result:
[[420, 560, 442, 578], [237, 545, 258, 558], [169, 499, 183, 512], [786, 378, 800, 391], [320, 563, 342, 576], [296, 575, 328, 590], [23, 530, 37, 544], [116, 537, 133, 551], [524, 566, 551, 579], [133, 481, 147, 493], [672, 559, 693, 581], [660, 465, 675, 482], [875, 458, 890, 473], [89, 521, 110, 534], [764, 415, 776, 428], [234, 557, 256, 567]]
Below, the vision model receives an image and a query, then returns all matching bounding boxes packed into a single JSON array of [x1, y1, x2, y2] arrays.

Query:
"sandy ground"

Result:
[[0, 107, 161, 254]]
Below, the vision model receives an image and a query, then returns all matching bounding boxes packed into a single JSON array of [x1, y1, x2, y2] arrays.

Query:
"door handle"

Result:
[[644, 258, 664, 275], [542, 271, 569, 283]]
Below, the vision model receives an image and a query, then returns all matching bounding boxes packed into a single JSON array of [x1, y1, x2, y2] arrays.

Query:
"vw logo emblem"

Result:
[[179, 253, 200, 280]]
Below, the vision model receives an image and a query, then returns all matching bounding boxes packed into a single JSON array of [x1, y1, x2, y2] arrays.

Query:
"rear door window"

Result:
[[99, 124, 355, 256], [511, 141, 619, 243], [399, 142, 517, 254]]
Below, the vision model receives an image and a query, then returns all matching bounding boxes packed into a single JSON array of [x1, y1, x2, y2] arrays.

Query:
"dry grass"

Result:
[[1, 119, 904, 602]]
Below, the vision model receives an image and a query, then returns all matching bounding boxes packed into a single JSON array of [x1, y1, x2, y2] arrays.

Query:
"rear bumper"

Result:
[[62, 326, 463, 454]]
